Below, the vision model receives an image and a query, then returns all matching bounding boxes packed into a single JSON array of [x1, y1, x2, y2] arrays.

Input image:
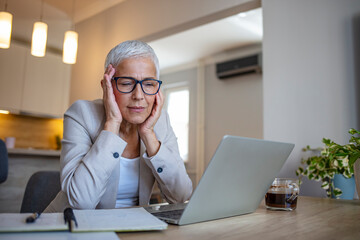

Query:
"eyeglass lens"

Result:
[[116, 78, 160, 94]]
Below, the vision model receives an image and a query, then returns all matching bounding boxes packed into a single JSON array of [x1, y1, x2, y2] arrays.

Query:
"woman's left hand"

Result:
[[139, 90, 164, 136], [138, 90, 165, 156]]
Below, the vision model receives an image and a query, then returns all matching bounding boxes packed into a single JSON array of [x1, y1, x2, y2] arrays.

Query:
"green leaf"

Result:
[[326, 191, 331, 198], [349, 128, 360, 135], [335, 153, 348, 157], [344, 172, 352, 178], [338, 160, 343, 167], [349, 153, 360, 166], [309, 165, 317, 171], [321, 181, 329, 190], [333, 188, 342, 197]]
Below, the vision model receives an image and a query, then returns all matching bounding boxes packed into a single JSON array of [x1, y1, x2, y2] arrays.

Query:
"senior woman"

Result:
[[44, 40, 192, 212]]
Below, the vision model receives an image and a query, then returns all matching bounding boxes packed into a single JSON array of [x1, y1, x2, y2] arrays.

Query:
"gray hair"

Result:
[[104, 40, 160, 78]]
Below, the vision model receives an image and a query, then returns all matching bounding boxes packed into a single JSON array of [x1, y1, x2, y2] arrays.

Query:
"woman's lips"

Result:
[[128, 106, 145, 113]]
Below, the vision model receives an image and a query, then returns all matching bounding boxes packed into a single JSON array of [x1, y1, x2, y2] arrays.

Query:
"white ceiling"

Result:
[[3, 0, 262, 70], [149, 8, 263, 70], [5, 0, 126, 23]]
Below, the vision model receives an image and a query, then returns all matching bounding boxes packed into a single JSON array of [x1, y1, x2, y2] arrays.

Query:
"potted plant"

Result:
[[296, 128, 360, 198]]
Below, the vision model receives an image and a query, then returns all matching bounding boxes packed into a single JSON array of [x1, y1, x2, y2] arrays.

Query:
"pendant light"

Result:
[[0, 110, 10, 114], [31, 0, 47, 57], [63, 0, 78, 64], [0, 0, 12, 49]]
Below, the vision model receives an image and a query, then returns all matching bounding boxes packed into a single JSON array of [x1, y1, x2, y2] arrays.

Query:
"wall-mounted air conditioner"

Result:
[[216, 53, 262, 79]]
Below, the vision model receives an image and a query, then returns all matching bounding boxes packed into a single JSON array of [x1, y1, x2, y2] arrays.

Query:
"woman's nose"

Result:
[[132, 83, 144, 99]]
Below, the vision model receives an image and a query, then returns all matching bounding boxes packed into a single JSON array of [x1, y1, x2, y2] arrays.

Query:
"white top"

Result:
[[115, 156, 140, 208]]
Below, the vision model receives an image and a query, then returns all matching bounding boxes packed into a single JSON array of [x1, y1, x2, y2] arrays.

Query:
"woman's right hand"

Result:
[[101, 64, 122, 135]]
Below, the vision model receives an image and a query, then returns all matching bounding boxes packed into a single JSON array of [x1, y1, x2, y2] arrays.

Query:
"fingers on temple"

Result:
[[108, 65, 115, 77], [104, 65, 115, 81], [105, 64, 113, 73]]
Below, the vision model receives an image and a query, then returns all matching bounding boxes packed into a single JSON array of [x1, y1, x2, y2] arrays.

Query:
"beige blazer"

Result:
[[44, 99, 193, 213]]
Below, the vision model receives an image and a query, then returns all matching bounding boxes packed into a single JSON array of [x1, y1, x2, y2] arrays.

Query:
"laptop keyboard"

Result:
[[151, 209, 184, 220]]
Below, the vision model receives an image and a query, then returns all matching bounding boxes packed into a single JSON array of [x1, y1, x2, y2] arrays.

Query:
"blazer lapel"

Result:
[[93, 111, 119, 209], [139, 140, 155, 206]]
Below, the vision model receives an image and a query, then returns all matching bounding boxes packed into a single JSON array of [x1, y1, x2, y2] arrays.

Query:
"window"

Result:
[[165, 88, 189, 161]]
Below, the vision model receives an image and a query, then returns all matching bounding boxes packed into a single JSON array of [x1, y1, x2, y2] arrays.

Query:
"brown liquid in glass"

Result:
[[265, 193, 297, 209]]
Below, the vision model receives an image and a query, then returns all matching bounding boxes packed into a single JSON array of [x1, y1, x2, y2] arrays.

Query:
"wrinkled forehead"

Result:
[[114, 56, 159, 78], [114, 57, 157, 78]]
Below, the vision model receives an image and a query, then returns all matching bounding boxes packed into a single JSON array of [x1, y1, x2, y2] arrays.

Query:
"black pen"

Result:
[[26, 212, 41, 223], [64, 208, 78, 232]]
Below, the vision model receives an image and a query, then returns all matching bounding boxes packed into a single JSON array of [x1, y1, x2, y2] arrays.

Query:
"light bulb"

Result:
[[0, 11, 13, 49], [0, 110, 10, 114], [63, 30, 78, 64], [31, 21, 48, 57]]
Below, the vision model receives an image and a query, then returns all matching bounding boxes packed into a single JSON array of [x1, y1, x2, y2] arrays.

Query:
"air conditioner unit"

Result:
[[216, 53, 262, 79]]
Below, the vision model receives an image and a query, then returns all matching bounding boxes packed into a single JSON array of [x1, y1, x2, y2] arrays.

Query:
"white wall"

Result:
[[262, 0, 360, 197], [203, 46, 263, 165]]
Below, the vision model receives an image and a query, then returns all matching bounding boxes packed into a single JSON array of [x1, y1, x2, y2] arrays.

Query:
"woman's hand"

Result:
[[101, 64, 122, 135], [139, 90, 164, 135], [139, 90, 165, 156]]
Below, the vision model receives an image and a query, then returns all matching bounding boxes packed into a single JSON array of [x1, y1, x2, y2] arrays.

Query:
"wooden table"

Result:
[[118, 196, 360, 240]]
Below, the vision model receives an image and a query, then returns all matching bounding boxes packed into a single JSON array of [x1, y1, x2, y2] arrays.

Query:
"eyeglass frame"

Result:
[[112, 76, 163, 95]]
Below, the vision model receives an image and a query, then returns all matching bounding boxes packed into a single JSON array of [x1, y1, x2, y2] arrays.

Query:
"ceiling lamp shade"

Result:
[[63, 30, 78, 64], [31, 21, 48, 57], [0, 11, 12, 49]]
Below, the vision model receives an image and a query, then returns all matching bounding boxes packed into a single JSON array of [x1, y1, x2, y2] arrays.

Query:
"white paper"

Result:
[[0, 208, 167, 233], [73, 207, 167, 232], [0, 231, 119, 240], [0, 213, 67, 232]]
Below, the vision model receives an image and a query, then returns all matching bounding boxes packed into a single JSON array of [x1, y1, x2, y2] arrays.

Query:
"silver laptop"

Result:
[[147, 135, 294, 225]]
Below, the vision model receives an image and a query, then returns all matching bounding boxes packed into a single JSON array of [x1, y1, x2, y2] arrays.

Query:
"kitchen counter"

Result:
[[7, 148, 61, 157]]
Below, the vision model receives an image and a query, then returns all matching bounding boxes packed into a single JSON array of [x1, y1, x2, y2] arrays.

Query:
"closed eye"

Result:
[[120, 81, 133, 86], [143, 82, 157, 87]]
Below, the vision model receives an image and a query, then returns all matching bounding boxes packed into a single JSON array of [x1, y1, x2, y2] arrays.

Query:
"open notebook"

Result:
[[0, 208, 167, 233]]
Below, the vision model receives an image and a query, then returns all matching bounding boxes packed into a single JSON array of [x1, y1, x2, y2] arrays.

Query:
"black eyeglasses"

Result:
[[112, 77, 162, 95]]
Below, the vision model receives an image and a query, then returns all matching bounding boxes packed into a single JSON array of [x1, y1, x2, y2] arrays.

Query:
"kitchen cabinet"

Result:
[[0, 44, 27, 111], [0, 42, 70, 117], [22, 50, 71, 117]]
